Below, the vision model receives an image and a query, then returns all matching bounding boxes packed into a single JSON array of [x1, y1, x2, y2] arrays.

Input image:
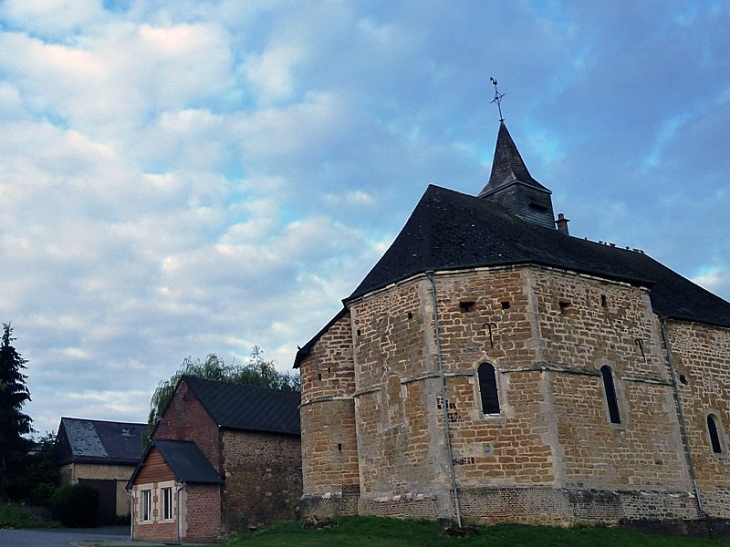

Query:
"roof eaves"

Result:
[[346, 258, 655, 304], [293, 307, 348, 368]]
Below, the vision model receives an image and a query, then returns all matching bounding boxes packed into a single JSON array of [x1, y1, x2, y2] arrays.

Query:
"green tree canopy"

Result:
[[147, 347, 299, 430], [0, 323, 33, 500]]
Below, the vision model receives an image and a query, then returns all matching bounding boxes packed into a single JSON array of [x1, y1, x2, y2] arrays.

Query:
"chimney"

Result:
[[556, 213, 570, 235]]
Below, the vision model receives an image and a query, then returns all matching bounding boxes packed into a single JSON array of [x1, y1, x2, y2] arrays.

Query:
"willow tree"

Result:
[[147, 348, 299, 430]]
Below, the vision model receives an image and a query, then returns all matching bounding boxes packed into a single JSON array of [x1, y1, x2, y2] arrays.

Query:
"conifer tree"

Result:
[[0, 323, 33, 499]]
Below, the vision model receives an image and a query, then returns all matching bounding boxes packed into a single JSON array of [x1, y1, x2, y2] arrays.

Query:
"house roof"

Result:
[[155, 440, 222, 484], [56, 417, 146, 466], [345, 184, 730, 328], [127, 439, 222, 489], [181, 376, 301, 436]]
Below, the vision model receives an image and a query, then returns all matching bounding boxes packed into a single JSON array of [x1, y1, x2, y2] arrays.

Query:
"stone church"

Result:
[[294, 119, 730, 531]]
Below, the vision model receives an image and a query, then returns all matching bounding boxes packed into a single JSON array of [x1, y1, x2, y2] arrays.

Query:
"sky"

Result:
[[1, 0, 728, 435]]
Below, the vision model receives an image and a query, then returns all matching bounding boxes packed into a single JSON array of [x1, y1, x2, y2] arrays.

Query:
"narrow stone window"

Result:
[[459, 301, 475, 313], [559, 301, 571, 314], [501, 301, 511, 310], [407, 311, 413, 319], [601, 365, 621, 424], [679, 374, 688, 385], [477, 363, 500, 414], [337, 443, 343, 452], [601, 294, 608, 307], [708, 414, 723, 454]]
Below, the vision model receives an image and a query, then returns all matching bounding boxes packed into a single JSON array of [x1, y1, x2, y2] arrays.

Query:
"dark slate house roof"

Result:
[[181, 376, 301, 436], [126, 439, 222, 490], [346, 184, 730, 328], [56, 417, 146, 466]]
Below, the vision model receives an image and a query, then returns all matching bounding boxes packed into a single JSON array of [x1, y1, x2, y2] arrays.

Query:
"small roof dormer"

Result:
[[478, 121, 556, 230]]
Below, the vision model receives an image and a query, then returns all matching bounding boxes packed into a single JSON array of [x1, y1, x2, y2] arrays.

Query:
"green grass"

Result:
[[0, 501, 59, 529], [225, 516, 730, 547]]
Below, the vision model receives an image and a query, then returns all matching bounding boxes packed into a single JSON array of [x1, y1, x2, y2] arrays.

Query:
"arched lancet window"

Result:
[[707, 414, 723, 454], [600, 365, 621, 424], [478, 363, 500, 414]]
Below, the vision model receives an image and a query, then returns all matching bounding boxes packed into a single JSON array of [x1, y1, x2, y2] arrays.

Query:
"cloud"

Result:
[[1, 1, 728, 435]]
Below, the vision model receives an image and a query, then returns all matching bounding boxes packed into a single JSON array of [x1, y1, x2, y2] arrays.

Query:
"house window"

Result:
[[140, 489, 152, 522], [478, 363, 500, 414], [601, 365, 621, 424], [708, 414, 724, 454], [161, 486, 173, 520]]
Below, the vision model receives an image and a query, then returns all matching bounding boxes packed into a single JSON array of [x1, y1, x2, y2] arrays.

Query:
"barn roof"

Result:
[[181, 376, 301, 436], [56, 417, 146, 466]]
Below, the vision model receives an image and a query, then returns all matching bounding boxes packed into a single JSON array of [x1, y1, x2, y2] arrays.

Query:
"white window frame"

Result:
[[160, 484, 174, 521], [140, 488, 152, 523]]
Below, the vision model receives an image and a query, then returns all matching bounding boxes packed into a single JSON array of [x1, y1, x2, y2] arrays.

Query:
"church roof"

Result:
[[347, 184, 730, 328], [478, 121, 550, 197], [181, 376, 301, 436], [56, 417, 146, 466]]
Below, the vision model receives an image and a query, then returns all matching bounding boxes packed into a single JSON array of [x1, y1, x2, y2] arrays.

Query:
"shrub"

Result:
[[50, 483, 99, 527]]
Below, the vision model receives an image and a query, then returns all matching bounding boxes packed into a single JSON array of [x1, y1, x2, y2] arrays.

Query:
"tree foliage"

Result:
[[148, 347, 300, 430], [0, 323, 33, 500]]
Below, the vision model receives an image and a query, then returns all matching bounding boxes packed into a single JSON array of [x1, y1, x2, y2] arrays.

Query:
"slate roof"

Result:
[[181, 376, 301, 436], [346, 184, 730, 328], [479, 122, 550, 197], [56, 417, 146, 466], [126, 439, 222, 489]]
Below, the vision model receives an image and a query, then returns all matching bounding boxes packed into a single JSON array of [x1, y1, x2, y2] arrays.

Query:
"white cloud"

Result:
[[0, 0, 728, 436]]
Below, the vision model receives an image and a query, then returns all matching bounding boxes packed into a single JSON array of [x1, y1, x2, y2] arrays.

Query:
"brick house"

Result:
[[294, 121, 730, 531], [55, 417, 146, 524], [128, 376, 301, 543]]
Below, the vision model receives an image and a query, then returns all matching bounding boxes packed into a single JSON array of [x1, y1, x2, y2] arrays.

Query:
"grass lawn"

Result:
[[0, 501, 59, 529], [224, 516, 730, 547]]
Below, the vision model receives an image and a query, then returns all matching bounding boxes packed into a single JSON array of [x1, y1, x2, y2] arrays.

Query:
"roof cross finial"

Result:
[[490, 77, 505, 122]]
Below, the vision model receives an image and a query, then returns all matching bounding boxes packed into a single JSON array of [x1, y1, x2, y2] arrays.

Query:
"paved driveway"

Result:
[[0, 526, 133, 547]]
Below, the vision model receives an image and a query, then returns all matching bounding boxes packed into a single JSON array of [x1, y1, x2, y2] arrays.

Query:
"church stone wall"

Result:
[[299, 311, 361, 517], [298, 265, 729, 527], [664, 320, 730, 518]]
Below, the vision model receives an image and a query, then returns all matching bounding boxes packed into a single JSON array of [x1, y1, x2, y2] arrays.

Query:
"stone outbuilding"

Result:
[[128, 376, 302, 543], [55, 417, 146, 525], [294, 120, 730, 533]]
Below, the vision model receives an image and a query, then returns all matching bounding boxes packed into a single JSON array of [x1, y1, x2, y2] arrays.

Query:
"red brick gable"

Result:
[[153, 380, 222, 473]]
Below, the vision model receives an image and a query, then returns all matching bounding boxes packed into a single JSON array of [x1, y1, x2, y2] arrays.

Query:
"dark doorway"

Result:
[[79, 479, 117, 526]]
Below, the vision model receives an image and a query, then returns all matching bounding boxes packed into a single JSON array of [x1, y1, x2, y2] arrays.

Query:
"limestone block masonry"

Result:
[[298, 265, 730, 530]]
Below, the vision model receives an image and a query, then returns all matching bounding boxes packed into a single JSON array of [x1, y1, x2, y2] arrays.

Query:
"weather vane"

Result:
[[490, 77, 505, 122]]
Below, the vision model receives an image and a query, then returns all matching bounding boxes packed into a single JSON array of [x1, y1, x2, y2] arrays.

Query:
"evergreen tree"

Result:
[[0, 323, 33, 499]]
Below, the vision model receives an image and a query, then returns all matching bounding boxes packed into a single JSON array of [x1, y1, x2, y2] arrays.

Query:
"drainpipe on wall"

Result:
[[177, 482, 185, 543], [660, 317, 709, 532], [128, 489, 134, 541], [427, 270, 462, 528]]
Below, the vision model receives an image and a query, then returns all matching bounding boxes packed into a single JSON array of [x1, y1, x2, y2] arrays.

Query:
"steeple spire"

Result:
[[478, 121, 556, 230]]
